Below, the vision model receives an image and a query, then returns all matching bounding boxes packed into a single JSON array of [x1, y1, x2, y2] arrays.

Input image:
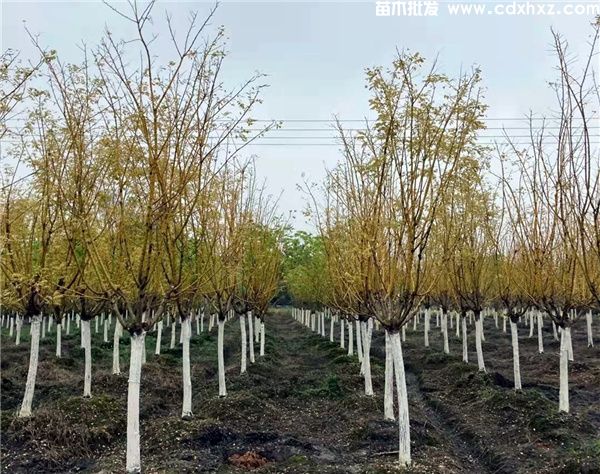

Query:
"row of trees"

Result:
[[1, 2, 284, 473], [285, 21, 599, 466]]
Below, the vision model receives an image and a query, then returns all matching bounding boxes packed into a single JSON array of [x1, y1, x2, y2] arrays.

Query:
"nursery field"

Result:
[[1, 308, 598, 473]]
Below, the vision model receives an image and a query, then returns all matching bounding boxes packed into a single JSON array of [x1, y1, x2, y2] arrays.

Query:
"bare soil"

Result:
[[1, 309, 599, 473]]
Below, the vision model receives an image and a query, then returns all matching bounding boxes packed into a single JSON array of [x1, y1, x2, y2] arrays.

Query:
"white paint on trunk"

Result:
[[82, 319, 92, 397], [104, 317, 109, 343], [552, 321, 559, 341], [240, 314, 247, 374], [390, 331, 411, 466], [330, 317, 334, 342], [456, 314, 460, 338], [170, 320, 176, 349], [462, 317, 468, 363], [248, 311, 255, 364], [155, 321, 162, 355], [475, 315, 486, 372], [537, 312, 544, 353], [586, 311, 593, 347], [56, 322, 62, 358], [201, 313, 204, 332], [182, 318, 193, 419], [9, 317, 14, 337], [340, 318, 345, 349], [510, 319, 522, 390], [66, 314, 71, 335], [528, 312, 534, 338], [41, 315, 46, 339], [503, 315, 507, 333], [566, 326, 574, 361], [260, 321, 265, 356], [95, 316, 99, 334], [347, 321, 353, 356], [362, 321, 374, 396], [442, 311, 449, 354], [126, 331, 145, 473], [19, 314, 41, 417], [424, 309, 430, 348], [559, 328, 569, 413], [356, 320, 363, 364], [217, 318, 227, 397], [113, 320, 122, 375], [15, 317, 22, 345], [384, 330, 395, 421]]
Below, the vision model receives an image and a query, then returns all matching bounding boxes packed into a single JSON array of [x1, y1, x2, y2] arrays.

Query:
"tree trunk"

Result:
[[82, 319, 92, 397], [155, 321, 162, 355], [56, 322, 62, 358], [182, 318, 193, 419], [566, 326, 573, 361], [559, 328, 569, 413], [15, 316, 22, 345], [170, 320, 176, 349], [442, 310, 449, 354], [424, 309, 430, 348], [537, 311, 544, 353], [347, 321, 353, 356], [475, 314, 486, 372], [587, 311, 594, 347], [384, 330, 395, 420], [356, 320, 363, 368], [340, 318, 345, 349], [510, 319, 522, 390], [248, 311, 255, 364], [240, 314, 247, 374], [462, 316, 468, 362], [529, 312, 534, 338], [19, 314, 41, 417], [113, 320, 122, 375], [390, 331, 411, 466], [260, 321, 265, 356], [126, 331, 145, 473], [218, 318, 227, 397], [329, 316, 334, 342], [362, 320, 374, 396]]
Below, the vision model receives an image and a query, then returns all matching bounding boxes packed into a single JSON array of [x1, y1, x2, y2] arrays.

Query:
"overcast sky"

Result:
[[2, 1, 598, 230]]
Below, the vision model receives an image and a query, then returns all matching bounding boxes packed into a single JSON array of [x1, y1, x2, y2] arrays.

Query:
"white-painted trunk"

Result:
[[510, 320, 522, 390], [552, 321, 559, 341], [240, 314, 247, 374], [260, 322, 265, 356], [362, 321, 374, 396], [19, 314, 41, 417], [537, 312, 544, 353], [356, 320, 363, 364], [475, 316, 486, 372], [201, 313, 204, 333], [66, 314, 71, 335], [82, 319, 92, 397], [217, 318, 227, 397], [462, 317, 468, 363], [248, 311, 255, 364], [347, 321, 353, 356], [330, 317, 334, 342], [529, 312, 534, 338], [95, 316, 99, 334], [340, 318, 345, 349], [442, 311, 449, 354], [424, 309, 430, 348], [255, 315, 260, 343], [170, 320, 176, 349], [413, 316, 417, 331], [181, 318, 193, 419], [559, 328, 569, 413], [113, 320, 122, 375], [126, 331, 145, 473], [41, 316, 46, 339], [384, 330, 395, 420], [155, 321, 162, 355], [15, 317, 21, 345], [390, 331, 411, 466], [586, 312, 593, 347], [480, 314, 485, 342], [9, 317, 14, 337], [104, 318, 109, 343], [56, 322, 62, 358], [456, 314, 460, 338], [402, 324, 406, 342], [503, 315, 507, 333], [196, 315, 200, 336], [566, 326, 573, 361]]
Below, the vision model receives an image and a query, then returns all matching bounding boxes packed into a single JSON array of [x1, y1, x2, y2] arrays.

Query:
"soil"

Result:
[[1, 309, 599, 473]]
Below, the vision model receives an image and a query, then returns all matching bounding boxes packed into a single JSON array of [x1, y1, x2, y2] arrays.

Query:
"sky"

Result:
[[2, 0, 599, 230]]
